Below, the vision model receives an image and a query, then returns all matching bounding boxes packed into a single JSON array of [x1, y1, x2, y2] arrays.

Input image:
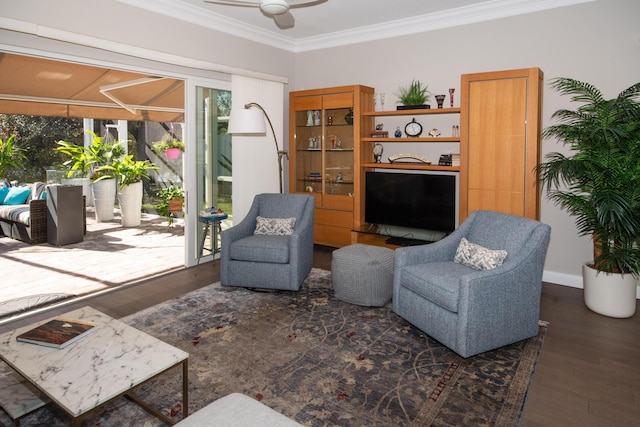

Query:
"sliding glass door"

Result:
[[184, 79, 231, 266]]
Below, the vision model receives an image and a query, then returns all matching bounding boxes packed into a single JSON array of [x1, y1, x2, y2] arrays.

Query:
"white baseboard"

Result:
[[543, 270, 640, 299]]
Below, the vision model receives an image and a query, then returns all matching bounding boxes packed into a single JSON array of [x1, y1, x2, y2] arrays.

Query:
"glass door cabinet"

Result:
[[289, 85, 374, 247]]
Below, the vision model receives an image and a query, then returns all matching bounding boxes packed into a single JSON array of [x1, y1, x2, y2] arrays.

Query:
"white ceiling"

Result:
[[119, 0, 594, 52]]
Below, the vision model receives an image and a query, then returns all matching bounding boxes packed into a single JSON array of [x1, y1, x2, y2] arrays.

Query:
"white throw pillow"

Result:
[[454, 237, 507, 270], [254, 216, 296, 235]]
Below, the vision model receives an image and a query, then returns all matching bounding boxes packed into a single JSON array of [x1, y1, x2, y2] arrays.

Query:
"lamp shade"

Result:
[[228, 108, 266, 134]]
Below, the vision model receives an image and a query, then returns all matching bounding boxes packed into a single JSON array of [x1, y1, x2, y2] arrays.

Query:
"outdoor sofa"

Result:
[[0, 182, 48, 244]]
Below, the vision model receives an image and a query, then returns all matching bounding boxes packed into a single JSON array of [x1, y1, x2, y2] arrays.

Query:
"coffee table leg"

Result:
[[183, 358, 189, 419]]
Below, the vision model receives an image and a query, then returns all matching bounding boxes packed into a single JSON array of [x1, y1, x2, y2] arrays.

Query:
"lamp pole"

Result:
[[244, 103, 289, 193]]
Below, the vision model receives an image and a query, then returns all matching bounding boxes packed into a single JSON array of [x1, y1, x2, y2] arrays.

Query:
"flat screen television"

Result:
[[365, 171, 457, 233]]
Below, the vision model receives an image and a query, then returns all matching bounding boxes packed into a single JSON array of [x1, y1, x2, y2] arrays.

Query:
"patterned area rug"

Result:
[[0, 268, 547, 426]]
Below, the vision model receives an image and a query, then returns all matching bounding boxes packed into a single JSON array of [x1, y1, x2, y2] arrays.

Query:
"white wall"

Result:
[[291, 0, 640, 288]]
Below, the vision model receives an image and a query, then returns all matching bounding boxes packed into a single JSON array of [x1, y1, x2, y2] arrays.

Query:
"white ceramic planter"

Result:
[[92, 179, 116, 222], [583, 262, 638, 318], [118, 181, 143, 227]]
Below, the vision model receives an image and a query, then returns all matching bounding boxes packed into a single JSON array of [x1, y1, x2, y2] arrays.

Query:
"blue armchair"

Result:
[[221, 193, 315, 291], [392, 210, 551, 358]]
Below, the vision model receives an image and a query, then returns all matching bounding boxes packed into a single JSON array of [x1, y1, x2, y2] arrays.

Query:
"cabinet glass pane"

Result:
[[294, 109, 322, 193], [324, 107, 353, 196]]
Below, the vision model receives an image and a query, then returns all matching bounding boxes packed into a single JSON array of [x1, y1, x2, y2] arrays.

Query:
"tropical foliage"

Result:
[[0, 131, 26, 178], [56, 130, 125, 179], [97, 155, 158, 188], [537, 77, 640, 277]]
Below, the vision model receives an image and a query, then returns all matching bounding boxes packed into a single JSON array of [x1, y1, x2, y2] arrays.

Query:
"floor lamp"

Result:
[[228, 102, 289, 193]]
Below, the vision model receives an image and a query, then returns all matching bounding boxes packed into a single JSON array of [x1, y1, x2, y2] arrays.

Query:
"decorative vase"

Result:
[[435, 95, 446, 109], [118, 181, 143, 227], [344, 108, 353, 125], [92, 178, 116, 222], [583, 262, 638, 318], [165, 147, 181, 160]]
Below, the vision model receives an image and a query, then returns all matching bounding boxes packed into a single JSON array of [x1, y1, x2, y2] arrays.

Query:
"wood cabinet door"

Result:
[[460, 68, 542, 221]]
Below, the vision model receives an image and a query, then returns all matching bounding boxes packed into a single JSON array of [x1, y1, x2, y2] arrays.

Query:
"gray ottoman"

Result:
[[331, 244, 395, 306]]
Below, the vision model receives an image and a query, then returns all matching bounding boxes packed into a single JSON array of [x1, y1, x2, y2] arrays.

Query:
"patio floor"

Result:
[[0, 207, 186, 320]]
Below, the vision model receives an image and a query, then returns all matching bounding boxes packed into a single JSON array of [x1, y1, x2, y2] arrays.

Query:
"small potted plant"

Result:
[[152, 139, 184, 160], [156, 185, 184, 226], [396, 79, 431, 110]]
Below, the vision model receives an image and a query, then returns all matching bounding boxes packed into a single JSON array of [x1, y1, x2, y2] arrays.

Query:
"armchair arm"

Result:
[[455, 224, 551, 352], [221, 199, 261, 247]]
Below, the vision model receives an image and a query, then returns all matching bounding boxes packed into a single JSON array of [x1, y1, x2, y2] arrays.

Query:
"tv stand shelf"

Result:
[[362, 162, 459, 172]]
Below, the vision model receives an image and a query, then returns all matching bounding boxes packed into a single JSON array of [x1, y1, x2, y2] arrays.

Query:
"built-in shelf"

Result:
[[362, 107, 460, 116], [361, 162, 459, 172], [361, 137, 459, 143]]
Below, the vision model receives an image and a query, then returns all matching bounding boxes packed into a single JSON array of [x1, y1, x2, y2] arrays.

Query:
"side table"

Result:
[[197, 212, 228, 267]]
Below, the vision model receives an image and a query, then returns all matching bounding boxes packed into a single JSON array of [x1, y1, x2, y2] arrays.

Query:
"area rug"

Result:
[[0, 268, 547, 426]]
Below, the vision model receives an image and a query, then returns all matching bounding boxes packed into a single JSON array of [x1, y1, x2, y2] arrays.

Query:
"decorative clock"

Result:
[[404, 118, 423, 137]]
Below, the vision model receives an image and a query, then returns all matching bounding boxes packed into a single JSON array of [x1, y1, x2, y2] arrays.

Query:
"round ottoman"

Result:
[[331, 244, 395, 307]]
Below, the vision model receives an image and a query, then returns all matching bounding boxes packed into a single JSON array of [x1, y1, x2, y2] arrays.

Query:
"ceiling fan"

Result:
[[203, 0, 327, 29]]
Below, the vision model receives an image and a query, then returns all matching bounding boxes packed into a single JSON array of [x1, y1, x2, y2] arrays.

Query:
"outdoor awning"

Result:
[[0, 52, 185, 122]]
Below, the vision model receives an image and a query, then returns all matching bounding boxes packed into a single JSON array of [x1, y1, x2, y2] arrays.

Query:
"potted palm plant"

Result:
[[537, 77, 640, 318], [97, 155, 158, 227], [0, 133, 26, 180]]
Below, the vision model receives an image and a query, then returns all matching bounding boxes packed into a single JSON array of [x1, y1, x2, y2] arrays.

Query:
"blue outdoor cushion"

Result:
[[3, 186, 31, 205], [0, 187, 9, 204]]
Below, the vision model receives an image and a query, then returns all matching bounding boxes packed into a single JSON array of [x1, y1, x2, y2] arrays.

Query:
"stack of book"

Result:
[[438, 153, 460, 166]]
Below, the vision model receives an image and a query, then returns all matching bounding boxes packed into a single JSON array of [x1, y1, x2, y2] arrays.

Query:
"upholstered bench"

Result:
[[175, 393, 302, 426], [331, 243, 395, 307]]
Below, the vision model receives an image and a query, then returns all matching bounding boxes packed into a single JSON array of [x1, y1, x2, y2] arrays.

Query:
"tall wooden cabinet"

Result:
[[459, 67, 543, 222], [289, 85, 374, 248]]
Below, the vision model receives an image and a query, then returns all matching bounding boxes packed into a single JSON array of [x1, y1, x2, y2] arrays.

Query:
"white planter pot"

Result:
[[583, 262, 638, 318], [118, 181, 143, 227], [92, 179, 116, 222]]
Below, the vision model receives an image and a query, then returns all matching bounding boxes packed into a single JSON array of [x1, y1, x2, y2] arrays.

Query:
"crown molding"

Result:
[[125, 0, 595, 53], [117, 0, 297, 51], [294, 0, 596, 52]]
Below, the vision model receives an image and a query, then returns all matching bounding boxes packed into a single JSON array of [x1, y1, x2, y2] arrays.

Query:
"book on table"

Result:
[[16, 317, 98, 349]]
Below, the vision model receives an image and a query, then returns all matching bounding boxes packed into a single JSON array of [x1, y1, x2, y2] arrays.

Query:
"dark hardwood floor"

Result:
[[1, 245, 638, 426]]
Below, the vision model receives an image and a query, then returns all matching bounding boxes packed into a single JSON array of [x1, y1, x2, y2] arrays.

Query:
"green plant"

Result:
[[156, 185, 185, 224], [0, 133, 26, 178], [152, 139, 184, 153], [56, 130, 125, 179], [537, 77, 640, 277], [98, 155, 158, 189], [397, 80, 430, 106]]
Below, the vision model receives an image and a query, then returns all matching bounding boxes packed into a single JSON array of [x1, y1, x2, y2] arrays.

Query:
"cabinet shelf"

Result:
[[362, 107, 460, 117], [362, 162, 459, 172], [362, 137, 459, 143]]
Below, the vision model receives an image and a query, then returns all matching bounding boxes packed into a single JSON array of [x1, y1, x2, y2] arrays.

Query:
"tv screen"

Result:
[[365, 171, 456, 233]]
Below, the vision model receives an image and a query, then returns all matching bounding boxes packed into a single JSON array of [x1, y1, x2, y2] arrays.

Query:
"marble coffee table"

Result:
[[0, 306, 189, 426]]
